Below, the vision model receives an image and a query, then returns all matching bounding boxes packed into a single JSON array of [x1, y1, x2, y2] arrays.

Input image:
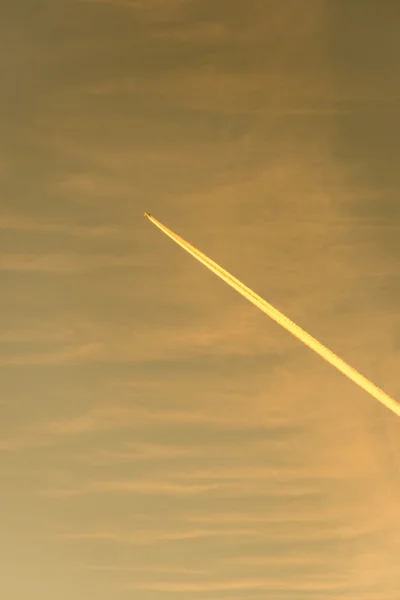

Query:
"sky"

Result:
[[1, 1, 400, 598]]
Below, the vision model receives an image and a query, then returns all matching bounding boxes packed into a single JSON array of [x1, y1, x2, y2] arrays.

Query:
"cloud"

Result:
[[44, 405, 227, 436], [66, 479, 219, 496], [0, 342, 101, 366], [82, 564, 205, 575], [81, 442, 210, 464], [0, 208, 119, 238], [150, 1, 323, 45], [0, 253, 143, 273], [0, 323, 76, 344], [70, 68, 337, 116], [126, 576, 352, 593], [78, 0, 186, 19], [224, 553, 336, 568], [2, 2, 400, 598], [55, 514, 376, 548], [53, 172, 135, 203], [58, 526, 262, 544], [0, 400, 293, 453]]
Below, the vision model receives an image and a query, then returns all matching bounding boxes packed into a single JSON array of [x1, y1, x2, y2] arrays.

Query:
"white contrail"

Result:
[[144, 213, 400, 418]]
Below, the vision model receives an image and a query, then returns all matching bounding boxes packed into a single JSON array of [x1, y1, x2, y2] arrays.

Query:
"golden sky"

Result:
[[1, 1, 400, 598]]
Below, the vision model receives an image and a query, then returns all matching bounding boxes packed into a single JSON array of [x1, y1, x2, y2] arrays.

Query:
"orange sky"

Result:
[[1, 1, 400, 598]]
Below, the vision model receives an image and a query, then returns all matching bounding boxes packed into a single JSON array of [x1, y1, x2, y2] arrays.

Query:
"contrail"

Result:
[[144, 212, 400, 418]]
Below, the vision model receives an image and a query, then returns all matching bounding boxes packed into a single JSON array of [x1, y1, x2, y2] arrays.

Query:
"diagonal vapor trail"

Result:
[[144, 213, 400, 419]]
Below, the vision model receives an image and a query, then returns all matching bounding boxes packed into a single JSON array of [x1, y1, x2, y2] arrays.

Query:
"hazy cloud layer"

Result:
[[1, 1, 400, 599]]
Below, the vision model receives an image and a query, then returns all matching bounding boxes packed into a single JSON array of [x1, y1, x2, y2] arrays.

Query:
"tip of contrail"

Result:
[[144, 212, 152, 218]]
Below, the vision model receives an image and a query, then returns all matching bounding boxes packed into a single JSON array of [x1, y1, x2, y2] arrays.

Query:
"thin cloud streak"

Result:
[[0, 253, 144, 273], [44, 480, 219, 497], [57, 527, 261, 544], [0, 209, 119, 238], [126, 576, 354, 593], [81, 564, 206, 575]]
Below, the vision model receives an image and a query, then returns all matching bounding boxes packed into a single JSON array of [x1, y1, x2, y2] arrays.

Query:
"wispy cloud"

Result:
[[66, 68, 339, 116], [0, 209, 119, 238], [3, 1, 400, 598], [71, 479, 219, 496], [0, 342, 101, 366], [0, 253, 143, 273], [44, 405, 224, 436], [81, 442, 211, 464], [0, 402, 291, 453], [78, 0, 186, 18], [57, 525, 264, 545], [81, 564, 206, 575], [125, 576, 353, 593]]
